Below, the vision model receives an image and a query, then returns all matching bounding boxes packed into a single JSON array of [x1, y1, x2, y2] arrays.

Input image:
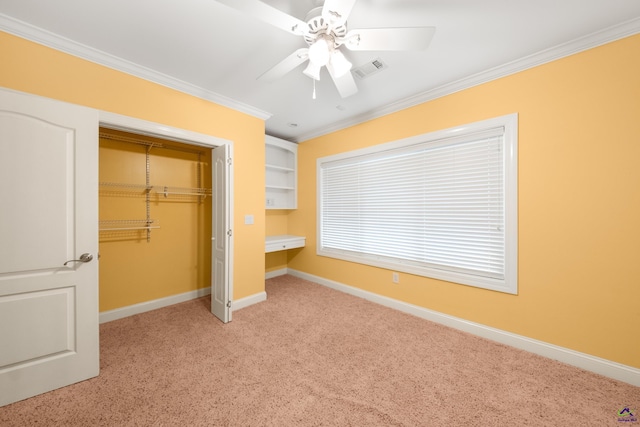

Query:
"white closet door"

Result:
[[0, 88, 99, 406], [211, 143, 232, 322]]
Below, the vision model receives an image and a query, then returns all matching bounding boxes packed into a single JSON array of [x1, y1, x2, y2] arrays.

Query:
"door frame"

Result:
[[98, 111, 234, 321]]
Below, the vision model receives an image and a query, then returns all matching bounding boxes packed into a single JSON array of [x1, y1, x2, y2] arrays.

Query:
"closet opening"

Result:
[[97, 118, 232, 323]]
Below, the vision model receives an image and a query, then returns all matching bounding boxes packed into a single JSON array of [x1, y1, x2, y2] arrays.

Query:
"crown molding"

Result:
[[294, 16, 640, 142], [0, 13, 272, 121]]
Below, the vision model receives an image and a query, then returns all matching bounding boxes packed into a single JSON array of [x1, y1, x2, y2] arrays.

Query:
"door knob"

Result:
[[64, 253, 94, 266]]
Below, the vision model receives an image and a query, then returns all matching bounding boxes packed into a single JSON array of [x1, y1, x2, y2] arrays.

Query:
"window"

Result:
[[317, 114, 518, 294]]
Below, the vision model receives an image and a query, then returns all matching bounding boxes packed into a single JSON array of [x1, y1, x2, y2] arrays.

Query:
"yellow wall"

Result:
[[1, 31, 266, 304], [265, 209, 306, 272], [264, 213, 304, 272], [265, 210, 294, 272], [99, 131, 212, 311], [290, 34, 640, 368]]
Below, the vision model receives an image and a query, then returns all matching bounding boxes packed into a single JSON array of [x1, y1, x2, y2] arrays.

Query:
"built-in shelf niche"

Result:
[[265, 135, 297, 209]]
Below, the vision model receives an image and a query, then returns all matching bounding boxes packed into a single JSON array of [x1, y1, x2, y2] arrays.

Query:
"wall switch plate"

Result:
[[245, 214, 254, 225], [392, 272, 399, 283]]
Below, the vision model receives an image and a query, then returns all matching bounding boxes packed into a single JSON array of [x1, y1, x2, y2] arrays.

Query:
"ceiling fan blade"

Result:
[[258, 48, 309, 82], [216, 0, 308, 36], [327, 61, 358, 98], [322, 0, 358, 24], [344, 27, 436, 51]]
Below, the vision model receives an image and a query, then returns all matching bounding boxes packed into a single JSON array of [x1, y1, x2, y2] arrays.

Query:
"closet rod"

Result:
[[160, 186, 211, 198], [162, 192, 209, 197]]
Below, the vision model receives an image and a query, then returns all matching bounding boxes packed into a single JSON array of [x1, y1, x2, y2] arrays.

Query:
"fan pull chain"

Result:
[[312, 79, 317, 100]]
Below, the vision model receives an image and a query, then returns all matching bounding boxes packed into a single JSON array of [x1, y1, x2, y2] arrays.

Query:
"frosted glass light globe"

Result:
[[308, 38, 331, 66]]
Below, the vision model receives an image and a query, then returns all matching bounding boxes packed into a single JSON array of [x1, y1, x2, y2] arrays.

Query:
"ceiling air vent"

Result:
[[352, 58, 387, 80]]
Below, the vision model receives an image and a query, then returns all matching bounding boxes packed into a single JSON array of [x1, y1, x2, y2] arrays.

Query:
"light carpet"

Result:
[[1, 274, 638, 426]]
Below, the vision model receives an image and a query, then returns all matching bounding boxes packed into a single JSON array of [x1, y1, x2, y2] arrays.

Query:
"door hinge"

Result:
[[227, 229, 232, 237], [226, 301, 232, 308]]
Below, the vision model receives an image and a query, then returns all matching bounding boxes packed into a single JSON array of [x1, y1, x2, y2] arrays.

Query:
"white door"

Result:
[[211, 143, 232, 323], [0, 89, 99, 406]]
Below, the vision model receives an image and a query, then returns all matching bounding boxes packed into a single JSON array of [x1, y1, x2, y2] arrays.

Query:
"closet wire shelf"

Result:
[[99, 182, 211, 199], [99, 219, 159, 232], [99, 132, 210, 242]]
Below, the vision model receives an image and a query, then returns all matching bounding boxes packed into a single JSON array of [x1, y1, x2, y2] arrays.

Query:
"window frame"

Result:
[[316, 113, 518, 294]]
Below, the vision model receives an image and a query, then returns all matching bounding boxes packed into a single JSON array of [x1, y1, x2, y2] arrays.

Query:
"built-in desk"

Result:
[[265, 235, 306, 253]]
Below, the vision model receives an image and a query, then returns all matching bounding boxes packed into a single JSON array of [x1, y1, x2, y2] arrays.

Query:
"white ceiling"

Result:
[[1, 0, 640, 142]]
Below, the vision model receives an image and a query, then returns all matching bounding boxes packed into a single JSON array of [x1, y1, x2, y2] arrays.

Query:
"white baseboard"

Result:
[[99, 287, 212, 324], [288, 269, 640, 387], [233, 291, 267, 311], [100, 288, 267, 324], [266, 268, 288, 279]]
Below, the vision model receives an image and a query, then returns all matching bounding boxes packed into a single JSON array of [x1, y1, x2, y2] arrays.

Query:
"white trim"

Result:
[[294, 17, 640, 142], [99, 288, 211, 324], [99, 288, 266, 324], [288, 269, 640, 387], [99, 111, 231, 148], [232, 291, 267, 311], [0, 14, 271, 121], [266, 268, 289, 279]]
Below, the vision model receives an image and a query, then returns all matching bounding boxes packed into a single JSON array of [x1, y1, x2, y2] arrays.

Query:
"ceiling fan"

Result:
[[216, 0, 435, 98]]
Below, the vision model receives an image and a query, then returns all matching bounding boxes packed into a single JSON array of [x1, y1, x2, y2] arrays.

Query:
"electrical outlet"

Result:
[[392, 272, 399, 283]]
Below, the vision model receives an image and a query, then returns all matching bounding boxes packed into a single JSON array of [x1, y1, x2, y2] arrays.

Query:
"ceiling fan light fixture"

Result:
[[308, 37, 331, 66], [329, 50, 352, 78], [303, 61, 322, 80]]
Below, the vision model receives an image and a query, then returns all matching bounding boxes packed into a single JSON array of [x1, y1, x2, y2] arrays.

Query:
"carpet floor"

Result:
[[1, 274, 638, 426]]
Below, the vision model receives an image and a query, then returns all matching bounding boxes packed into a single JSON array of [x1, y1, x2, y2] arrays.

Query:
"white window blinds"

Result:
[[318, 115, 517, 293]]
